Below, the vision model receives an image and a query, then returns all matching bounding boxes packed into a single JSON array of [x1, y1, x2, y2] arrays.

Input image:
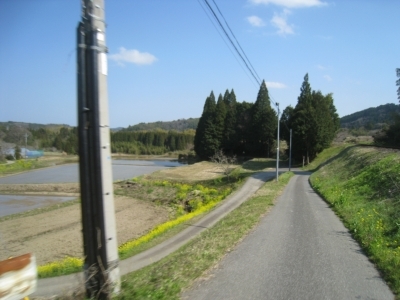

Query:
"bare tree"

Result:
[[210, 150, 237, 181]]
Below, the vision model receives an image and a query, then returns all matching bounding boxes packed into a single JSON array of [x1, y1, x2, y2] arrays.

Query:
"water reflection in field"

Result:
[[0, 159, 185, 217], [0, 194, 77, 217]]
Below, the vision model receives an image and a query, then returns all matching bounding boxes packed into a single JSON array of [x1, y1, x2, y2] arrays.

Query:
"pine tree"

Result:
[[215, 94, 227, 144], [249, 80, 277, 157], [222, 89, 237, 153], [289, 74, 340, 163], [291, 73, 316, 163], [235, 101, 253, 155], [194, 91, 219, 159], [280, 105, 294, 143]]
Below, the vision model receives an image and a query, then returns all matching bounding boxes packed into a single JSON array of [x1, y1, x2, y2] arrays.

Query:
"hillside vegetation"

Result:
[[124, 118, 199, 132], [340, 103, 400, 129], [309, 145, 400, 297]]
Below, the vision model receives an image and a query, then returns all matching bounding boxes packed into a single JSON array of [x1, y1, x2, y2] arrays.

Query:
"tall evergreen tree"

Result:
[[222, 89, 237, 153], [288, 74, 340, 163], [280, 105, 294, 143], [311, 91, 337, 153], [234, 101, 253, 155], [249, 80, 277, 157], [194, 91, 219, 159], [290, 73, 316, 162], [215, 94, 227, 144]]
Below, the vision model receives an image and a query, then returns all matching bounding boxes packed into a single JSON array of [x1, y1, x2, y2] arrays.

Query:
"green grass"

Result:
[[114, 172, 294, 299], [309, 146, 400, 298], [303, 144, 350, 171]]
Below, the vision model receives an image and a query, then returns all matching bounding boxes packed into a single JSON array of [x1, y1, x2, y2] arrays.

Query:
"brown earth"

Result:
[[0, 194, 169, 266]]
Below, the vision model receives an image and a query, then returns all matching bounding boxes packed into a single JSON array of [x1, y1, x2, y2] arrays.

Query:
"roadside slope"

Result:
[[310, 145, 400, 298]]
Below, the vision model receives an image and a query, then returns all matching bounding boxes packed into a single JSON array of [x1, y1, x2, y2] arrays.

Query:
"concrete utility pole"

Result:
[[276, 103, 280, 181], [396, 68, 400, 102], [77, 1, 120, 298], [289, 128, 292, 171]]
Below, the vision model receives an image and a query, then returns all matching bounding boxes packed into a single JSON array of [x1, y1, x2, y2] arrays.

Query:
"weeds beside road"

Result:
[[310, 145, 400, 298]]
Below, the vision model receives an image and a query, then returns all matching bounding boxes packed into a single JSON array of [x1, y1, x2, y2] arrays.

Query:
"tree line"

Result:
[[194, 74, 340, 163], [1, 125, 195, 156], [111, 130, 194, 155], [194, 80, 278, 159]]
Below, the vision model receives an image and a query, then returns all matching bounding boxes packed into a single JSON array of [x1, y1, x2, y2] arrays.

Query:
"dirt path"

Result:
[[0, 195, 169, 265]]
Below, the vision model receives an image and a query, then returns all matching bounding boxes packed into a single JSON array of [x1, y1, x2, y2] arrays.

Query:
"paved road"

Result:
[[0, 160, 182, 184], [183, 173, 394, 300]]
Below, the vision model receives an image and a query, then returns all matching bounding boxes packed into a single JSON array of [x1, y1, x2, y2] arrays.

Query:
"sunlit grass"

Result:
[[310, 146, 400, 298]]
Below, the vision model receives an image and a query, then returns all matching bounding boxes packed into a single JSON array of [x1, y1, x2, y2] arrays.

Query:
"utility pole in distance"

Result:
[[289, 128, 292, 171], [77, 1, 120, 298], [276, 103, 280, 181], [396, 68, 400, 102]]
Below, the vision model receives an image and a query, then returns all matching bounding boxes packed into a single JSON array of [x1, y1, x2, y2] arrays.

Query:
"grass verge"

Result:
[[309, 146, 400, 298], [114, 172, 294, 299]]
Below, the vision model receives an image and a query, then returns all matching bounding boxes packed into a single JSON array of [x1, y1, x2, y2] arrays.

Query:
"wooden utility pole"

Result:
[[77, 1, 120, 298]]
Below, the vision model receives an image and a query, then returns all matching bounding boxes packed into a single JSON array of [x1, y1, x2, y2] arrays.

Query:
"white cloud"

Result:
[[317, 64, 326, 70], [266, 81, 287, 88], [323, 75, 332, 81], [109, 47, 157, 66], [247, 15, 265, 27], [271, 9, 294, 35], [249, 0, 327, 8]]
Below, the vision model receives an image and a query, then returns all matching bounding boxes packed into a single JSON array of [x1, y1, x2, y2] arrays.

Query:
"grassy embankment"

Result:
[[309, 145, 400, 298], [36, 159, 279, 278]]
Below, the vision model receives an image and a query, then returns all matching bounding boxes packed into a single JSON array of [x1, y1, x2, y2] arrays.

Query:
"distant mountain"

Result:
[[123, 118, 199, 132], [0, 121, 72, 131], [110, 127, 124, 132], [340, 103, 400, 129]]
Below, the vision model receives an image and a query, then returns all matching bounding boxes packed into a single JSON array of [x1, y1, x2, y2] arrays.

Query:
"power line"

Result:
[[199, 0, 281, 110], [202, 0, 261, 87], [210, 0, 262, 84], [196, 0, 259, 89]]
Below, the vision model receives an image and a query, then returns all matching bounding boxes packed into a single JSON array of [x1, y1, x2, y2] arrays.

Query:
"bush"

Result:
[[5, 154, 14, 160]]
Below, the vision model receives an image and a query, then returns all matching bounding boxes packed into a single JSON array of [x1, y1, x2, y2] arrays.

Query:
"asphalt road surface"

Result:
[[183, 173, 394, 300], [0, 159, 183, 184]]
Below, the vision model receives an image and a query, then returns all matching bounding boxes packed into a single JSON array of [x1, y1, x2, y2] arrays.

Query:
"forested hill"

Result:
[[0, 121, 71, 131], [340, 103, 400, 129], [124, 118, 199, 132]]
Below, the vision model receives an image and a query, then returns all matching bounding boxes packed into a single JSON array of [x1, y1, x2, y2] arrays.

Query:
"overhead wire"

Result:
[[202, 0, 261, 87], [196, 0, 259, 89], [199, 0, 280, 112], [210, 0, 262, 84]]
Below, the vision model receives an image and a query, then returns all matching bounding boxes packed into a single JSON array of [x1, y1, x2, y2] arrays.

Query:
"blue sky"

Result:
[[0, 0, 398, 128]]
